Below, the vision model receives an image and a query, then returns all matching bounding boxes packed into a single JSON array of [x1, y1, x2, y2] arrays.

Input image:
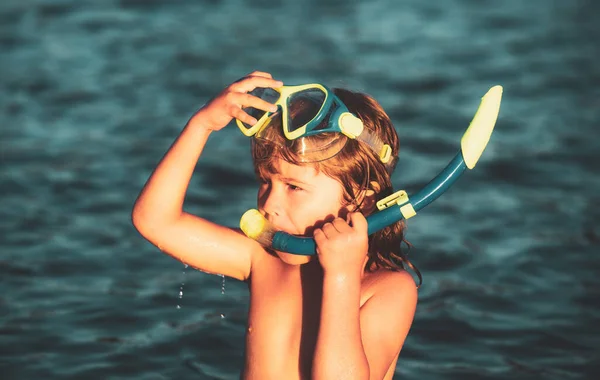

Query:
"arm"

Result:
[[314, 269, 369, 379], [312, 214, 418, 379], [312, 213, 370, 379], [131, 72, 282, 281]]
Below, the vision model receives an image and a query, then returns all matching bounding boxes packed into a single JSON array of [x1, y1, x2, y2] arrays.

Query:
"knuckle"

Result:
[[226, 92, 241, 104], [229, 81, 245, 92], [228, 104, 241, 116], [223, 90, 235, 101], [228, 80, 241, 90], [250, 70, 269, 77]]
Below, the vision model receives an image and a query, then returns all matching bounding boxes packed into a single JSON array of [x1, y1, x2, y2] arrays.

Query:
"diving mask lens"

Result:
[[285, 88, 327, 135], [253, 87, 349, 162], [239, 87, 281, 131]]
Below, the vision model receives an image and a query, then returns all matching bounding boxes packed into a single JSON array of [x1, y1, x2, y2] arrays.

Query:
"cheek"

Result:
[[292, 197, 347, 232]]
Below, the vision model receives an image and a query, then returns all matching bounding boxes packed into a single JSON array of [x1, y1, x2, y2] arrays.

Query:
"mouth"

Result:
[[265, 219, 295, 236]]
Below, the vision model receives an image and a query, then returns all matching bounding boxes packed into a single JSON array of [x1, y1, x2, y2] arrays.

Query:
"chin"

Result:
[[275, 250, 313, 265]]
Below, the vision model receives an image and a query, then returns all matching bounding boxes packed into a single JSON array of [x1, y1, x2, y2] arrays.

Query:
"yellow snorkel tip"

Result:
[[460, 85, 503, 169], [240, 209, 275, 247]]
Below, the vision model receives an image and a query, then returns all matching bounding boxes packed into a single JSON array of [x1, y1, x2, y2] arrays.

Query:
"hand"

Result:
[[188, 71, 282, 132], [314, 212, 369, 276]]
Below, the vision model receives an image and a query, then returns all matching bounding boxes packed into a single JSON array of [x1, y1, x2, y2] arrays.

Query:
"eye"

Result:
[[286, 183, 303, 192]]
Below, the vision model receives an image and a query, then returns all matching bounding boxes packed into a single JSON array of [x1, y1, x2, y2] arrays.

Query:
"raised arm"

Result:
[[131, 72, 282, 281]]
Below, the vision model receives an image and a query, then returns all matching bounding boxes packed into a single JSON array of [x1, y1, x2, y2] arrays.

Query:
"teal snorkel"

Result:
[[240, 85, 503, 255]]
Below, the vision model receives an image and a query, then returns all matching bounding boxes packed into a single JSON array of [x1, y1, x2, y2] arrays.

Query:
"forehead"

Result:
[[271, 158, 319, 180], [268, 158, 339, 186]]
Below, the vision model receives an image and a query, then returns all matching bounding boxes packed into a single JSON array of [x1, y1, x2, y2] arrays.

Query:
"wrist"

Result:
[[321, 270, 362, 305], [322, 269, 362, 285], [186, 117, 214, 136], [186, 107, 215, 133]]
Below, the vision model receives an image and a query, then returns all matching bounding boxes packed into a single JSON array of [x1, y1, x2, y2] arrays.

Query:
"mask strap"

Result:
[[338, 112, 398, 172]]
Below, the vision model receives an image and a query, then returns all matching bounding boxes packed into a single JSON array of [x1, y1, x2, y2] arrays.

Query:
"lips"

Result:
[[261, 211, 299, 235], [270, 223, 290, 234], [267, 220, 297, 236]]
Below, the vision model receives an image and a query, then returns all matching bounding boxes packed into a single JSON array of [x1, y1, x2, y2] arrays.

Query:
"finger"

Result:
[[239, 92, 278, 113], [348, 212, 368, 232], [233, 76, 283, 94], [313, 229, 328, 251], [332, 217, 352, 233], [321, 222, 338, 239], [231, 107, 257, 126], [313, 228, 332, 258], [247, 71, 272, 79], [232, 71, 272, 85]]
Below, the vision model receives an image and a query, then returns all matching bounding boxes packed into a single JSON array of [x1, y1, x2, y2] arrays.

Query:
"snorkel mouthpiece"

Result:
[[240, 209, 276, 247], [240, 85, 503, 255], [239, 209, 316, 254]]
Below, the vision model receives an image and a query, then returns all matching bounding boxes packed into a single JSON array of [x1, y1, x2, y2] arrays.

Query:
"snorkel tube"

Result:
[[240, 85, 503, 255]]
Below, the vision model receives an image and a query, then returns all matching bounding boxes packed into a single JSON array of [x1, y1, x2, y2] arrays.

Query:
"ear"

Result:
[[362, 181, 380, 215], [346, 181, 381, 215]]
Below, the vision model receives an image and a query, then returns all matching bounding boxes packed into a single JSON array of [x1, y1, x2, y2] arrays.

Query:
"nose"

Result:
[[258, 182, 282, 218]]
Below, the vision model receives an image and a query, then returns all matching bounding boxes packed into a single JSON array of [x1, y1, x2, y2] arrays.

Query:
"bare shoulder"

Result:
[[373, 268, 417, 287], [362, 268, 418, 305], [360, 269, 418, 325]]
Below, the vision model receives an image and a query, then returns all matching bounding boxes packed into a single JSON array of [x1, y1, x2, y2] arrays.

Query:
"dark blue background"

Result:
[[2, 0, 599, 378]]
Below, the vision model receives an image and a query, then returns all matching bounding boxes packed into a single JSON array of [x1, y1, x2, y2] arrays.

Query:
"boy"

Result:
[[132, 71, 418, 379]]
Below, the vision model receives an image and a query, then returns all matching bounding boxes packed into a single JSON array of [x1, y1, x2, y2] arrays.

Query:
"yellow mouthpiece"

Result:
[[240, 209, 269, 239]]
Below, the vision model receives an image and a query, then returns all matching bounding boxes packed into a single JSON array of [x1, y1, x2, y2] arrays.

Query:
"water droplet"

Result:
[[217, 274, 226, 318], [177, 263, 187, 309]]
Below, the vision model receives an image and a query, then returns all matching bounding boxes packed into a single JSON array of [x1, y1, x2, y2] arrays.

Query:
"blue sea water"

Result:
[[1, 0, 599, 379]]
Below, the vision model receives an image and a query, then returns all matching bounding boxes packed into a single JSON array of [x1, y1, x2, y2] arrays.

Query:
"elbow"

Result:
[[131, 203, 182, 242], [131, 196, 182, 233], [131, 204, 158, 238], [131, 203, 145, 230], [131, 209, 148, 238]]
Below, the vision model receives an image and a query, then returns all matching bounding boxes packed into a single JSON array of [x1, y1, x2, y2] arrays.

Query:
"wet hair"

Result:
[[252, 88, 421, 286]]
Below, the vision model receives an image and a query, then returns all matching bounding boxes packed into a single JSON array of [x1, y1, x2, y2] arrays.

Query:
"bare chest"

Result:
[[244, 258, 324, 378]]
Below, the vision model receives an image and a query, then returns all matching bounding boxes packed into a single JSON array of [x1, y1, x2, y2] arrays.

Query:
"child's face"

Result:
[[257, 157, 348, 264]]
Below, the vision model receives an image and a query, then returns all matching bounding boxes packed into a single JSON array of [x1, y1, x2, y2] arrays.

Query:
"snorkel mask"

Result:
[[236, 84, 397, 173], [237, 84, 503, 255]]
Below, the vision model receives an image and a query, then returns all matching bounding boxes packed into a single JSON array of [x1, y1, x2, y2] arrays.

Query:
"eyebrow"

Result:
[[279, 176, 313, 187]]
